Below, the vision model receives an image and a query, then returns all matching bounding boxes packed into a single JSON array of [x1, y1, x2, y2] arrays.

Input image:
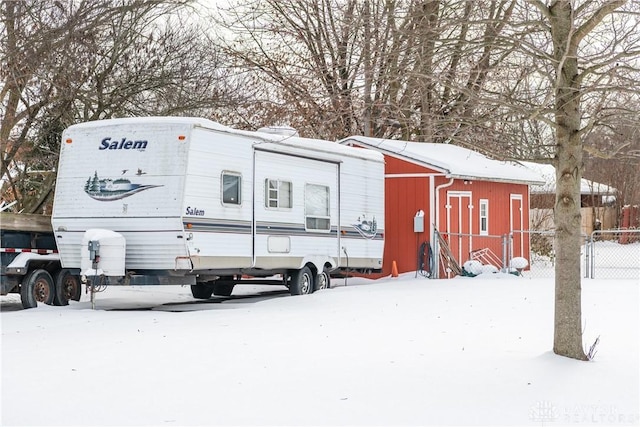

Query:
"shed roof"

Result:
[[520, 162, 617, 195], [340, 136, 545, 185]]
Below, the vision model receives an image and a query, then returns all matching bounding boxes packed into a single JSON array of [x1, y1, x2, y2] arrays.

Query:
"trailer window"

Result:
[[222, 172, 241, 205], [305, 184, 330, 231], [265, 179, 292, 209]]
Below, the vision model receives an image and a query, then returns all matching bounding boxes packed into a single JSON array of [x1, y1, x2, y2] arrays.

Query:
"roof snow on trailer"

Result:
[[65, 117, 383, 163]]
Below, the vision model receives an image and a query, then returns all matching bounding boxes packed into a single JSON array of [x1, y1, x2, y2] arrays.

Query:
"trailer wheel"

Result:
[[190, 284, 214, 299], [314, 269, 330, 292], [20, 269, 55, 309], [213, 282, 234, 297], [290, 266, 313, 295], [55, 269, 82, 305]]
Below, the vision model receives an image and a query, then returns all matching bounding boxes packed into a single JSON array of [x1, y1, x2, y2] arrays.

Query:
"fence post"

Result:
[[589, 232, 596, 279], [502, 233, 509, 273], [433, 228, 440, 279], [584, 234, 591, 279]]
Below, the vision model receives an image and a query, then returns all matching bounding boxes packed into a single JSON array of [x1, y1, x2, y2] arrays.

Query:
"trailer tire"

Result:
[[21, 269, 55, 309], [213, 282, 234, 297], [314, 269, 330, 292], [55, 269, 82, 305], [290, 266, 313, 295], [191, 284, 214, 299]]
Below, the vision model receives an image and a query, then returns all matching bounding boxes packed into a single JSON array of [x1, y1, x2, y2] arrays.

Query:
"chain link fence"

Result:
[[513, 229, 639, 279], [588, 229, 640, 280], [516, 230, 590, 279], [436, 229, 639, 280]]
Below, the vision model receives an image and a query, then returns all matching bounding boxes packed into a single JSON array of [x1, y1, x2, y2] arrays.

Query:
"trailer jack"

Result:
[[83, 240, 107, 309]]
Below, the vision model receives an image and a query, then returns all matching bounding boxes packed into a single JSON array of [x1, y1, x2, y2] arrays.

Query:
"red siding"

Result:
[[378, 154, 532, 277], [383, 175, 431, 275], [385, 155, 435, 174]]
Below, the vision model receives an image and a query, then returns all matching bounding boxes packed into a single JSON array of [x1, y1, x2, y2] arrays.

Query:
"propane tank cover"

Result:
[[80, 229, 126, 277]]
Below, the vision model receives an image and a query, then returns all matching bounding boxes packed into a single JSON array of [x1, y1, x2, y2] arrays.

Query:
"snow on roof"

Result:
[[520, 161, 617, 195], [265, 135, 384, 163], [65, 117, 383, 163], [65, 116, 230, 132], [341, 136, 545, 185]]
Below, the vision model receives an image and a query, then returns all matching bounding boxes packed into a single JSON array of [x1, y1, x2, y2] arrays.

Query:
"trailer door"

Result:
[[253, 149, 339, 269]]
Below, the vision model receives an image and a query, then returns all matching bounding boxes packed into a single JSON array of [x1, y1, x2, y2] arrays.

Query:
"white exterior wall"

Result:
[[338, 155, 385, 269], [182, 129, 255, 269], [52, 120, 193, 270]]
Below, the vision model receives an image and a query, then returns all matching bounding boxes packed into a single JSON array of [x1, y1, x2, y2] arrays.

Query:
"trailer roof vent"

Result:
[[257, 126, 299, 138]]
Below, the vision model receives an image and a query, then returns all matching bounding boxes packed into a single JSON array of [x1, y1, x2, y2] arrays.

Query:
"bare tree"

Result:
[[584, 118, 640, 214], [214, 0, 519, 142], [1, 0, 233, 213], [476, 0, 638, 359], [516, 0, 637, 360]]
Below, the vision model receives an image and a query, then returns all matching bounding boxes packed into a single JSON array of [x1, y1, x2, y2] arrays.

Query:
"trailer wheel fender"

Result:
[[20, 269, 55, 309], [299, 256, 336, 278], [55, 269, 82, 305]]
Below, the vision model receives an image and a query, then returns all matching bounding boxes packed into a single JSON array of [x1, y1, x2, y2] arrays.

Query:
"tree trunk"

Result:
[[549, 0, 587, 360], [553, 127, 588, 360]]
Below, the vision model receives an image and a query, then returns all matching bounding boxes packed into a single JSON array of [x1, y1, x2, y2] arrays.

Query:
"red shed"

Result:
[[340, 137, 545, 278]]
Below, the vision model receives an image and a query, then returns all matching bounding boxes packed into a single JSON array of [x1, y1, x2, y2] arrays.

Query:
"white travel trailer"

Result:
[[52, 117, 384, 299]]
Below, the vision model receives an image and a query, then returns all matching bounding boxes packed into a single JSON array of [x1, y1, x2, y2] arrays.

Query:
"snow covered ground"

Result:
[[1, 271, 638, 426]]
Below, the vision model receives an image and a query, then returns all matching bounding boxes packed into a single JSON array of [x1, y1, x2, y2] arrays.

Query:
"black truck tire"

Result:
[[21, 269, 56, 309], [55, 269, 82, 305], [190, 284, 214, 299], [213, 282, 234, 297]]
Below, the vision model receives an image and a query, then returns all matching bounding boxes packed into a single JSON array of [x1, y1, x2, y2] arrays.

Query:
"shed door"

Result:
[[446, 191, 473, 266], [510, 194, 524, 258]]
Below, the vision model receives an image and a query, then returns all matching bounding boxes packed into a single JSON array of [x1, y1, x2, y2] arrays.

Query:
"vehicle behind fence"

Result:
[[437, 229, 639, 280]]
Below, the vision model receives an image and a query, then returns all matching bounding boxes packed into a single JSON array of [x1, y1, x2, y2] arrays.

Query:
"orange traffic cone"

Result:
[[391, 260, 399, 278]]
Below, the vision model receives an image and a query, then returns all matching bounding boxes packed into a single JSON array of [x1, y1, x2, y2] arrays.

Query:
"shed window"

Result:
[[222, 172, 241, 205], [265, 179, 292, 209], [479, 199, 489, 235], [305, 184, 330, 231]]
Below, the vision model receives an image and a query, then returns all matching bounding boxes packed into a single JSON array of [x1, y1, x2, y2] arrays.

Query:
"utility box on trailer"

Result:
[[52, 117, 384, 298]]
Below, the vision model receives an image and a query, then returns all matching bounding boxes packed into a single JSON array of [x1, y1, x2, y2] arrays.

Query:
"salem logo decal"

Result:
[[352, 214, 378, 239], [185, 206, 205, 216], [100, 137, 147, 150], [84, 170, 162, 201]]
